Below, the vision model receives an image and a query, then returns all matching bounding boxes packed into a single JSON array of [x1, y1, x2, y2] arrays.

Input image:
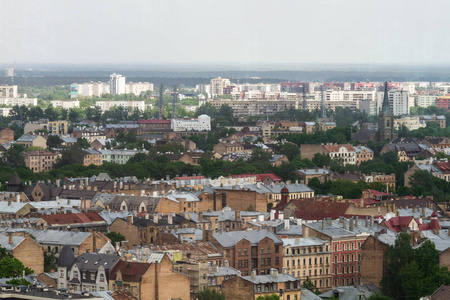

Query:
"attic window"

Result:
[[94, 261, 98, 265], [104, 262, 108, 265], [85, 260, 89, 263]]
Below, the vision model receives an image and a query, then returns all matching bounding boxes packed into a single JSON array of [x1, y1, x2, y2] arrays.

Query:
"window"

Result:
[[275, 246, 279, 253], [238, 249, 242, 256], [261, 247, 264, 254], [99, 273, 105, 282], [238, 260, 242, 267], [286, 260, 289, 267], [244, 248, 248, 256], [275, 257, 279, 265], [292, 259, 295, 266], [83, 272, 87, 279], [73, 271, 79, 279], [267, 246, 271, 253], [262, 258, 266, 266]]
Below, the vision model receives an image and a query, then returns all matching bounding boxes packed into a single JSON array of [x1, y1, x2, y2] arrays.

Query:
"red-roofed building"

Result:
[[138, 119, 171, 132], [382, 215, 439, 233], [231, 173, 282, 184], [36, 212, 107, 232], [361, 189, 392, 201]]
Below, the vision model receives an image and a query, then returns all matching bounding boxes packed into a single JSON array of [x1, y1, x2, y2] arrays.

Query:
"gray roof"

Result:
[[213, 229, 282, 248], [99, 210, 132, 225], [0, 202, 29, 214], [298, 168, 330, 176], [91, 193, 116, 206], [0, 234, 25, 251], [209, 266, 240, 277], [58, 245, 75, 267], [319, 284, 380, 300], [304, 218, 385, 239], [242, 272, 299, 284], [60, 137, 78, 144], [354, 145, 374, 154], [17, 135, 40, 142], [74, 253, 120, 272], [282, 237, 327, 247], [17, 229, 92, 246]]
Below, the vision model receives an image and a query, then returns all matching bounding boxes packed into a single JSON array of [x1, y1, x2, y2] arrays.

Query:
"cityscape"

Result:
[[2, 1, 450, 300]]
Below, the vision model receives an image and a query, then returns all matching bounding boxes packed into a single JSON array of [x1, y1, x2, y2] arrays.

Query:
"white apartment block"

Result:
[[313, 90, 377, 102], [73, 82, 110, 98], [0, 85, 18, 98], [0, 108, 11, 117], [237, 83, 281, 93], [51, 100, 80, 109], [376, 90, 413, 116], [125, 82, 153, 96], [98, 149, 148, 164], [94, 100, 145, 112], [172, 114, 211, 132], [210, 77, 230, 96], [417, 95, 437, 108], [0, 97, 38, 107], [196, 84, 211, 97], [394, 116, 426, 131], [209, 99, 298, 116], [109, 73, 126, 95]]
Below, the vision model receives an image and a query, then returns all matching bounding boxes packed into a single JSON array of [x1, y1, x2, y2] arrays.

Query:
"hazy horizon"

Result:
[[2, 0, 449, 66]]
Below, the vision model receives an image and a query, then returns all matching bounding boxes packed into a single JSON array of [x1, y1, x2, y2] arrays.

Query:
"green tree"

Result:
[[248, 148, 272, 164], [312, 153, 331, 167], [106, 232, 126, 245], [301, 276, 320, 294], [256, 294, 280, 300], [2, 144, 26, 168], [44, 251, 57, 272], [5, 278, 31, 286], [44, 106, 59, 121], [0, 255, 33, 278], [276, 143, 300, 161], [55, 144, 86, 167], [195, 288, 225, 300], [76, 138, 91, 149], [47, 135, 63, 149]]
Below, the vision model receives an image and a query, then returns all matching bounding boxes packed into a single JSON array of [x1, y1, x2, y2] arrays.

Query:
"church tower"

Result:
[[377, 82, 394, 142]]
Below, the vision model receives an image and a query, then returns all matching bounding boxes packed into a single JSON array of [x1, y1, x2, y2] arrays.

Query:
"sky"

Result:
[[1, 0, 449, 66]]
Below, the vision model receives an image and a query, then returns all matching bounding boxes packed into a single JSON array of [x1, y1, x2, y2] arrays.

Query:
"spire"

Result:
[[381, 81, 392, 115]]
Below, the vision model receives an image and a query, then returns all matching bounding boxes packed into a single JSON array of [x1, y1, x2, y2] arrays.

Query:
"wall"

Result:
[[222, 277, 254, 300], [13, 235, 44, 274], [360, 235, 386, 287]]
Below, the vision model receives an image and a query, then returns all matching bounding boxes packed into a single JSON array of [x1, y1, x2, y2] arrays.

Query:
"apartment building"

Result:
[[98, 149, 148, 164], [51, 100, 80, 109], [0, 85, 18, 98], [303, 217, 385, 288], [282, 237, 332, 291], [0, 97, 38, 107], [83, 149, 103, 166], [213, 142, 244, 155], [300, 144, 358, 166], [211, 229, 284, 276], [172, 114, 211, 132], [209, 99, 298, 116], [24, 119, 69, 135], [22, 151, 57, 172], [125, 82, 154, 95], [16, 134, 47, 148], [211, 77, 231, 96], [417, 95, 437, 108], [95, 100, 145, 112], [376, 90, 414, 116]]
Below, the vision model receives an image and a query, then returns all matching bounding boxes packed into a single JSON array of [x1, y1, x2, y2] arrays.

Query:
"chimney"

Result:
[[270, 210, 275, 220], [355, 216, 359, 227], [370, 216, 374, 227], [270, 268, 279, 278], [198, 212, 203, 221], [322, 219, 325, 230], [365, 217, 369, 227], [7, 199, 11, 206], [237, 271, 242, 277], [127, 215, 133, 225], [349, 218, 354, 231], [235, 210, 241, 220], [284, 219, 290, 230], [16, 194, 20, 203], [136, 246, 142, 259], [86, 248, 90, 253], [251, 269, 256, 279], [168, 213, 173, 225], [224, 260, 230, 267], [282, 267, 287, 274], [297, 218, 302, 226], [153, 214, 159, 224], [8, 234, 12, 244], [360, 198, 364, 207], [342, 219, 347, 230], [278, 212, 284, 220], [422, 207, 426, 215]]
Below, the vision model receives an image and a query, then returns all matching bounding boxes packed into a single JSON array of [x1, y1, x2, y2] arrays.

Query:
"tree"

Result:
[[312, 153, 331, 167], [0, 255, 33, 278], [256, 295, 280, 300], [47, 135, 63, 149], [55, 144, 86, 167], [76, 138, 91, 149], [195, 289, 225, 300], [106, 232, 126, 245], [2, 144, 26, 168], [248, 148, 272, 164], [44, 106, 59, 121], [301, 276, 320, 294], [44, 251, 57, 272], [276, 142, 300, 161]]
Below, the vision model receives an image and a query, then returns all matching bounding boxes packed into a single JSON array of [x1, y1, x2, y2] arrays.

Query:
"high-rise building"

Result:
[[109, 73, 126, 95], [210, 77, 230, 96], [5, 68, 14, 77], [376, 89, 412, 116]]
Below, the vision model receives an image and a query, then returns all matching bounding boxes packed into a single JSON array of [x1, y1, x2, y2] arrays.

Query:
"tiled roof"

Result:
[[288, 199, 351, 220], [109, 260, 151, 282], [324, 144, 355, 152], [41, 212, 105, 225], [213, 229, 282, 248], [431, 285, 450, 300], [138, 119, 171, 124]]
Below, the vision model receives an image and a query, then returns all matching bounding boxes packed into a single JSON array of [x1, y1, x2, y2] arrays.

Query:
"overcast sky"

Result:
[[1, 0, 449, 66]]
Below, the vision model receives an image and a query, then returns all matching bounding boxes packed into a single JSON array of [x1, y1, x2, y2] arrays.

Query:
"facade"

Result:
[[213, 142, 244, 155], [95, 100, 145, 112], [0, 127, 14, 144], [435, 96, 450, 109], [209, 99, 298, 117], [125, 82, 154, 95], [0, 232, 44, 274], [0, 97, 38, 107], [57, 248, 120, 292], [0, 85, 18, 98], [172, 114, 211, 132], [221, 269, 302, 300], [22, 151, 57, 172], [51, 100, 80, 109], [376, 89, 413, 116], [109, 73, 126, 95], [211, 229, 284, 276], [109, 255, 190, 300], [417, 95, 437, 108], [283, 237, 332, 291], [354, 146, 374, 166], [98, 149, 148, 164], [211, 77, 231, 96], [83, 149, 103, 166], [138, 119, 171, 132], [300, 144, 358, 166], [394, 116, 426, 131], [24, 119, 69, 135]]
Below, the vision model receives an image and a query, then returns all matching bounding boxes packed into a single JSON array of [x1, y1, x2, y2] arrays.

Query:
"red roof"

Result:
[[435, 162, 450, 174], [138, 119, 171, 124], [287, 199, 352, 221], [231, 173, 282, 182], [363, 189, 392, 196], [349, 198, 381, 206], [109, 260, 151, 282], [431, 210, 438, 218], [383, 216, 434, 232], [324, 144, 355, 153], [41, 212, 104, 225]]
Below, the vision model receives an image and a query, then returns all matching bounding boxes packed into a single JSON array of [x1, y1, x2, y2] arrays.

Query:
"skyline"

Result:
[[1, 0, 449, 66]]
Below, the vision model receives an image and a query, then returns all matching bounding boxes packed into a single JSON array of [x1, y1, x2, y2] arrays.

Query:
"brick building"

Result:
[[0, 232, 44, 274], [83, 149, 102, 166], [22, 151, 57, 173], [137, 119, 171, 132], [211, 229, 283, 276], [222, 269, 302, 300], [303, 217, 385, 288], [0, 127, 14, 144], [213, 142, 244, 155], [109, 254, 190, 300]]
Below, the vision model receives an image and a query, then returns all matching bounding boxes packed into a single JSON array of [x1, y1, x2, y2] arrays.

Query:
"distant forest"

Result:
[[2, 68, 450, 87]]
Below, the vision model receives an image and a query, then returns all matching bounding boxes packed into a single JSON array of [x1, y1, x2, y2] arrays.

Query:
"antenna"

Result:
[[172, 86, 178, 119], [159, 84, 164, 120]]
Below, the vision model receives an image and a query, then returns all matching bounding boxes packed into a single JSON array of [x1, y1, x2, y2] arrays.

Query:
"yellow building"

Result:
[[282, 237, 332, 291]]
